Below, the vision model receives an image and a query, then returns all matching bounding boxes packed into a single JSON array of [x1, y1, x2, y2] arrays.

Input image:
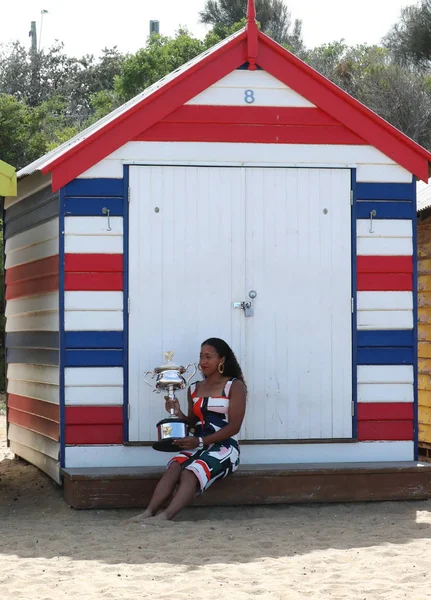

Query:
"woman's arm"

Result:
[[174, 380, 246, 449]]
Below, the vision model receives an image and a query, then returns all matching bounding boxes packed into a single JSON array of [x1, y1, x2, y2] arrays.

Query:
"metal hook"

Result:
[[369, 210, 377, 234], [102, 207, 112, 231]]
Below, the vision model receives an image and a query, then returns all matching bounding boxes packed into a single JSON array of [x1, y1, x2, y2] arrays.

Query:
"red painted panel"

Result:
[[65, 254, 123, 273], [65, 273, 123, 291], [65, 425, 123, 445], [357, 420, 413, 441], [136, 122, 364, 145], [6, 274, 59, 300], [8, 407, 60, 441], [357, 403, 414, 421], [8, 394, 59, 422], [65, 406, 123, 425], [161, 106, 339, 126], [6, 255, 59, 284], [357, 274, 413, 291], [357, 256, 413, 274]]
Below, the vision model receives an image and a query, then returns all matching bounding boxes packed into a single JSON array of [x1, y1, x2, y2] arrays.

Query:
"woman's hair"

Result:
[[201, 337, 247, 392]]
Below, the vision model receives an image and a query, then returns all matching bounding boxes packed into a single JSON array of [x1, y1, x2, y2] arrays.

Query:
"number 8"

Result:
[[244, 89, 255, 104]]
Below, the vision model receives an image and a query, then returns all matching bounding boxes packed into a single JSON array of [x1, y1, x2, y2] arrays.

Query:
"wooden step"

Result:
[[62, 462, 431, 509]]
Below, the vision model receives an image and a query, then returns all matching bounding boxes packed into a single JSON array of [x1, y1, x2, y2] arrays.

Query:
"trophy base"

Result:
[[153, 417, 189, 453], [152, 438, 183, 453]]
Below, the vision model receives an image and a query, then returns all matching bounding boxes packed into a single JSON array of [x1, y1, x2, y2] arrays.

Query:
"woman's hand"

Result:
[[165, 395, 181, 416], [173, 436, 199, 450]]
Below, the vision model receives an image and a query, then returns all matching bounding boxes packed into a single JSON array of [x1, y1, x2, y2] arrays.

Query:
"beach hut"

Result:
[[0, 160, 17, 197], [5, 1, 431, 508]]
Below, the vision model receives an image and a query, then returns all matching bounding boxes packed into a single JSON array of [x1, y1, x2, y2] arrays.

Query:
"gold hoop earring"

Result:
[[218, 362, 225, 374]]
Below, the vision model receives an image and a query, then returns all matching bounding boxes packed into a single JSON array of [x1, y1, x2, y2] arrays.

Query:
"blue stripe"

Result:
[[7, 348, 59, 366], [4, 194, 59, 239], [356, 201, 414, 220], [357, 347, 414, 365], [65, 349, 123, 367], [357, 330, 414, 347], [65, 197, 124, 217], [356, 182, 415, 201], [59, 187, 66, 469], [6, 331, 59, 349], [123, 166, 130, 443], [351, 169, 358, 439], [64, 178, 124, 197], [64, 331, 123, 349]]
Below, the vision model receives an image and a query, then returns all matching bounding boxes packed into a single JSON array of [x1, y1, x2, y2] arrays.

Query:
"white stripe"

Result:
[[5, 218, 59, 253], [65, 216, 123, 236], [6, 293, 59, 317], [6, 312, 59, 332], [79, 162, 124, 179], [65, 386, 123, 406], [65, 291, 123, 311], [65, 236, 123, 254], [7, 379, 59, 404], [357, 219, 412, 238], [356, 165, 413, 183], [357, 291, 413, 311], [357, 237, 413, 256], [357, 365, 414, 384], [357, 310, 413, 330], [5, 241, 58, 269], [65, 311, 123, 331], [64, 441, 414, 468], [7, 364, 59, 385], [358, 383, 414, 403], [8, 423, 59, 461], [65, 367, 123, 387]]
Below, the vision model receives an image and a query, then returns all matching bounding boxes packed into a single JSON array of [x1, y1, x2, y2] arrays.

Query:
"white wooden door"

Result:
[[128, 166, 352, 442], [242, 168, 352, 440], [128, 166, 246, 441]]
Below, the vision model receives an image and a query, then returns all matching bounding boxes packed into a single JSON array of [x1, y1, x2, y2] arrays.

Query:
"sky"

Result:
[[1, 0, 416, 58]]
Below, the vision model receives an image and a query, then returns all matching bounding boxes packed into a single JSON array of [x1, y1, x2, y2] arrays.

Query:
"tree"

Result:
[[384, 0, 431, 67], [199, 0, 303, 52]]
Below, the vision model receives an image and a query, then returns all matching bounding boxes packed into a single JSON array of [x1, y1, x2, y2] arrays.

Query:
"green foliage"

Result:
[[384, 0, 431, 67]]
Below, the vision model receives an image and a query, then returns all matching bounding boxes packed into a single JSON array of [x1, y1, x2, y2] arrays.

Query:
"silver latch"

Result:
[[233, 300, 254, 317]]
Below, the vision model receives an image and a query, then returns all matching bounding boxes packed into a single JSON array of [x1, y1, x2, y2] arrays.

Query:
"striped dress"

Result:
[[168, 378, 240, 493]]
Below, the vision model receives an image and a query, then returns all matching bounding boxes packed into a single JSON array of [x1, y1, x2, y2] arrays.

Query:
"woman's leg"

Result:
[[156, 469, 199, 520], [128, 462, 182, 521]]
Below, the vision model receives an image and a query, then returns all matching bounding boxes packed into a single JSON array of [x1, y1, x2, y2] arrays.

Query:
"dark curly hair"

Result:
[[201, 338, 247, 393]]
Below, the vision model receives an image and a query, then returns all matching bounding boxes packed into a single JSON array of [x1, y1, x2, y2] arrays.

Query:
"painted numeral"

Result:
[[244, 89, 256, 104]]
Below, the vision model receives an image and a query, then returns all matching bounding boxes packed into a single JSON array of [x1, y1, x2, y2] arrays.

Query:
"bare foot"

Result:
[[144, 516, 176, 528], [121, 509, 154, 525]]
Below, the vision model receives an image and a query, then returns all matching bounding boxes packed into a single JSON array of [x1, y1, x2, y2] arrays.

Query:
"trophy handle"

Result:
[[185, 363, 197, 385], [143, 370, 156, 390]]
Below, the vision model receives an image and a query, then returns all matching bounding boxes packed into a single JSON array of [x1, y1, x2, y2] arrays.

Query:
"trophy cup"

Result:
[[144, 352, 197, 452]]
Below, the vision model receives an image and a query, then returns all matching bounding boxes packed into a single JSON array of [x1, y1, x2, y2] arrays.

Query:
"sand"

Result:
[[1, 414, 431, 600]]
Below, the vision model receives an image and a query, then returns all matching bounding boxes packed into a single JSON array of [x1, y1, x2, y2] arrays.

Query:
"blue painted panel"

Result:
[[351, 168, 358, 439], [356, 182, 415, 201], [64, 178, 124, 197], [4, 197, 59, 238], [7, 348, 59, 366], [356, 201, 414, 220], [5, 187, 58, 222], [357, 330, 414, 347], [357, 347, 414, 365], [64, 331, 123, 349], [6, 331, 59, 349], [65, 197, 124, 217], [59, 187, 66, 468], [65, 349, 123, 367]]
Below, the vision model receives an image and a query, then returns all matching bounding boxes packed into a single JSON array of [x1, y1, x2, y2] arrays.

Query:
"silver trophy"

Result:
[[144, 351, 197, 452]]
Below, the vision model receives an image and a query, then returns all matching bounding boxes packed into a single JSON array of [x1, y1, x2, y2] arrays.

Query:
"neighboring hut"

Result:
[[417, 179, 431, 459], [4, 1, 431, 507], [0, 160, 17, 197]]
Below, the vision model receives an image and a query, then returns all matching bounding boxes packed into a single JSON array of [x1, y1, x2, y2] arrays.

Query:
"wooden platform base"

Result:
[[419, 443, 431, 463], [62, 462, 431, 509]]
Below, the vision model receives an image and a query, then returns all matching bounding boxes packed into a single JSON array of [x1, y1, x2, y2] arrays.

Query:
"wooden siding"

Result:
[[418, 214, 431, 444], [4, 179, 60, 481]]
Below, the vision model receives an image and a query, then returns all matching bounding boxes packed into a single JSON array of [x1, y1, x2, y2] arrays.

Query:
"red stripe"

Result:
[[65, 425, 123, 445], [8, 394, 59, 422], [357, 421, 413, 441], [65, 273, 123, 291], [357, 274, 413, 291], [357, 403, 414, 421], [65, 254, 123, 273], [8, 407, 60, 441], [357, 256, 413, 273], [162, 106, 339, 126], [6, 255, 58, 284], [6, 275, 59, 300], [136, 122, 364, 145], [195, 459, 211, 480], [65, 406, 123, 425], [193, 398, 206, 429]]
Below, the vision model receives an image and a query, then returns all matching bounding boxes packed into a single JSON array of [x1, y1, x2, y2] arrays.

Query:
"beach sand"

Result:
[[1, 414, 431, 600]]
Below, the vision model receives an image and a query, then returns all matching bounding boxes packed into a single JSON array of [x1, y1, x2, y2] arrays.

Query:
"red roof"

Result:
[[35, 4, 431, 189]]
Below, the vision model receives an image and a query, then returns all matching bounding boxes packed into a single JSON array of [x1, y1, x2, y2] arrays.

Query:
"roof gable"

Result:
[[20, 4, 431, 189]]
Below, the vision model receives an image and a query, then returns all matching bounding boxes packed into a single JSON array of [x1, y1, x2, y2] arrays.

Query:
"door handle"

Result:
[[233, 301, 254, 317]]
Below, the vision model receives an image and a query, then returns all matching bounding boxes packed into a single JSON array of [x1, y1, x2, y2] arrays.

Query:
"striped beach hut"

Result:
[[5, 1, 431, 507]]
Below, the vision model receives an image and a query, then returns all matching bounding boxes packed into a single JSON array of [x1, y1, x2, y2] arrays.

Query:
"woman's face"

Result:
[[199, 344, 224, 377]]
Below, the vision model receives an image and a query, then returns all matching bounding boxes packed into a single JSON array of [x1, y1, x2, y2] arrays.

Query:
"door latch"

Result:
[[233, 301, 254, 317]]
